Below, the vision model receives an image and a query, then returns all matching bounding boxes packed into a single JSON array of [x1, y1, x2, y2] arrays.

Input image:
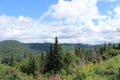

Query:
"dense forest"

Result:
[[0, 37, 120, 80]]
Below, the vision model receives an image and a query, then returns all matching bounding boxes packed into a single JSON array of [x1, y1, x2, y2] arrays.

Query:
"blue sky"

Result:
[[0, 0, 120, 44], [0, 0, 118, 19], [97, 0, 120, 15], [0, 0, 57, 18]]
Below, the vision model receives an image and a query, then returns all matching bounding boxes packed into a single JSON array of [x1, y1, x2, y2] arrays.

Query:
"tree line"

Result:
[[1, 37, 120, 79]]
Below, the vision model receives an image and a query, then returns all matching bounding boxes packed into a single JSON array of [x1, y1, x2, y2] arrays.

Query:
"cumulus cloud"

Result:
[[41, 0, 106, 24], [99, 0, 117, 2], [1, 0, 120, 44]]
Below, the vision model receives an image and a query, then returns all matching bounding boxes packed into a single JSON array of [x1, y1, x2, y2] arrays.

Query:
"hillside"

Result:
[[0, 63, 34, 80], [77, 54, 120, 80], [0, 40, 102, 55], [26, 43, 102, 51], [0, 40, 40, 58], [0, 39, 120, 80], [0, 40, 101, 58]]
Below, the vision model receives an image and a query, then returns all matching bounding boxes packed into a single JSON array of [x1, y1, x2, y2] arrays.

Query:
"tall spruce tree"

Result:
[[75, 47, 79, 57], [27, 55, 39, 76], [9, 54, 16, 67], [118, 43, 120, 49], [44, 37, 64, 74], [40, 52, 44, 73], [44, 45, 54, 72]]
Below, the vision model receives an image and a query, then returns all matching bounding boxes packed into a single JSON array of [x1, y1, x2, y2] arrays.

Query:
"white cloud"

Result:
[[114, 6, 120, 18], [41, 0, 106, 24], [1, 0, 120, 44], [99, 0, 117, 2], [108, 0, 116, 2]]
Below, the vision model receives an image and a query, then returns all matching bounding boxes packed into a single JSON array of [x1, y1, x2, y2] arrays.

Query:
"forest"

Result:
[[0, 37, 120, 80]]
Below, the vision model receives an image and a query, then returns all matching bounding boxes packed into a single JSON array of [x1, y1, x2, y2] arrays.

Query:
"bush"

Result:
[[0, 64, 34, 80]]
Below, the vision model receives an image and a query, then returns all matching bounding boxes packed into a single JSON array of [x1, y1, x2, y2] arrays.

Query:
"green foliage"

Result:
[[28, 56, 39, 76], [75, 71, 86, 80], [0, 40, 40, 58], [64, 50, 80, 74], [75, 47, 88, 65], [20, 55, 40, 77], [1, 39, 120, 80], [87, 55, 120, 80], [61, 75, 74, 80], [0, 64, 34, 80]]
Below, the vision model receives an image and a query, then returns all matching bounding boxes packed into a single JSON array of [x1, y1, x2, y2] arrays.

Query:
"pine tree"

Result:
[[44, 45, 54, 72], [75, 47, 79, 57], [28, 55, 39, 76], [20, 57, 29, 75], [23, 52, 27, 58], [41, 52, 44, 61], [9, 54, 16, 67], [80, 48, 86, 65], [100, 47, 103, 55], [57, 44, 65, 70], [40, 52, 44, 73], [103, 43, 106, 51], [44, 37, 65, 74], [112, 43, 116, 49], [118, 43, 120, 49], [64, 50, 74, 74], [31, 56, 39, 76]]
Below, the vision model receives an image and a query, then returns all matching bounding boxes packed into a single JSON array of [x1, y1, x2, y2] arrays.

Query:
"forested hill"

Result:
[[0, 40, 102, 55], [0, 40, 40, 57], [26, 43, 102, 51], [0, 40, 102, 57], [0, 39, 120, 80]]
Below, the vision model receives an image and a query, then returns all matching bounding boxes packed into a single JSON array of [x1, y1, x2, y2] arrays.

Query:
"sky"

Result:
[[0, 0, 120, 44]]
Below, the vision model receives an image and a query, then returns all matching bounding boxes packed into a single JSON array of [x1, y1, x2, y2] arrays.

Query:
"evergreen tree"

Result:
[[41, 52, 44, 61], [40, 52, 44, 73], [83, 49, 88, 64], [9, 54, 16, 67], [118, 43, 120, 49], [103, 43, 107, 51], [112, 43, 117, 49], [44, 45, 54, 73], [31, 56, 39, 76], [57, 44, 65, 70], [23, 52, 27, 58], [100, 47, 103, 55], [54, 37, 59, 55], [75, 47, 88, 65], [27, 55, 39, 76], [80, 48, 86, 65], [44, 37, 65, 74], [20, 57, 29, 75], [75, 47, 79, 57], [64, 50, 75, 74]]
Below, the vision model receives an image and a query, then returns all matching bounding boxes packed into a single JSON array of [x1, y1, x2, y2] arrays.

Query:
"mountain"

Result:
[[25, 43, 52, 51], [0, 40, 102, 58], [26, 43, 102, 51], [0, 40, 40, 58]]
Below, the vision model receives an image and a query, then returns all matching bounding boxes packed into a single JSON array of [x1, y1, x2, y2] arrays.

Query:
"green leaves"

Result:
[[0, 64, 34, 80]]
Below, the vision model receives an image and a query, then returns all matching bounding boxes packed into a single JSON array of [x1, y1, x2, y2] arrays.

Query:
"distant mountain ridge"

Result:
[[0, 40, 102, 58], [25, 43, 102, 51]]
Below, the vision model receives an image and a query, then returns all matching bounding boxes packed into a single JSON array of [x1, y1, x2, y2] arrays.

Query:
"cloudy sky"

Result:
[[0, 0, 120, 44]]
